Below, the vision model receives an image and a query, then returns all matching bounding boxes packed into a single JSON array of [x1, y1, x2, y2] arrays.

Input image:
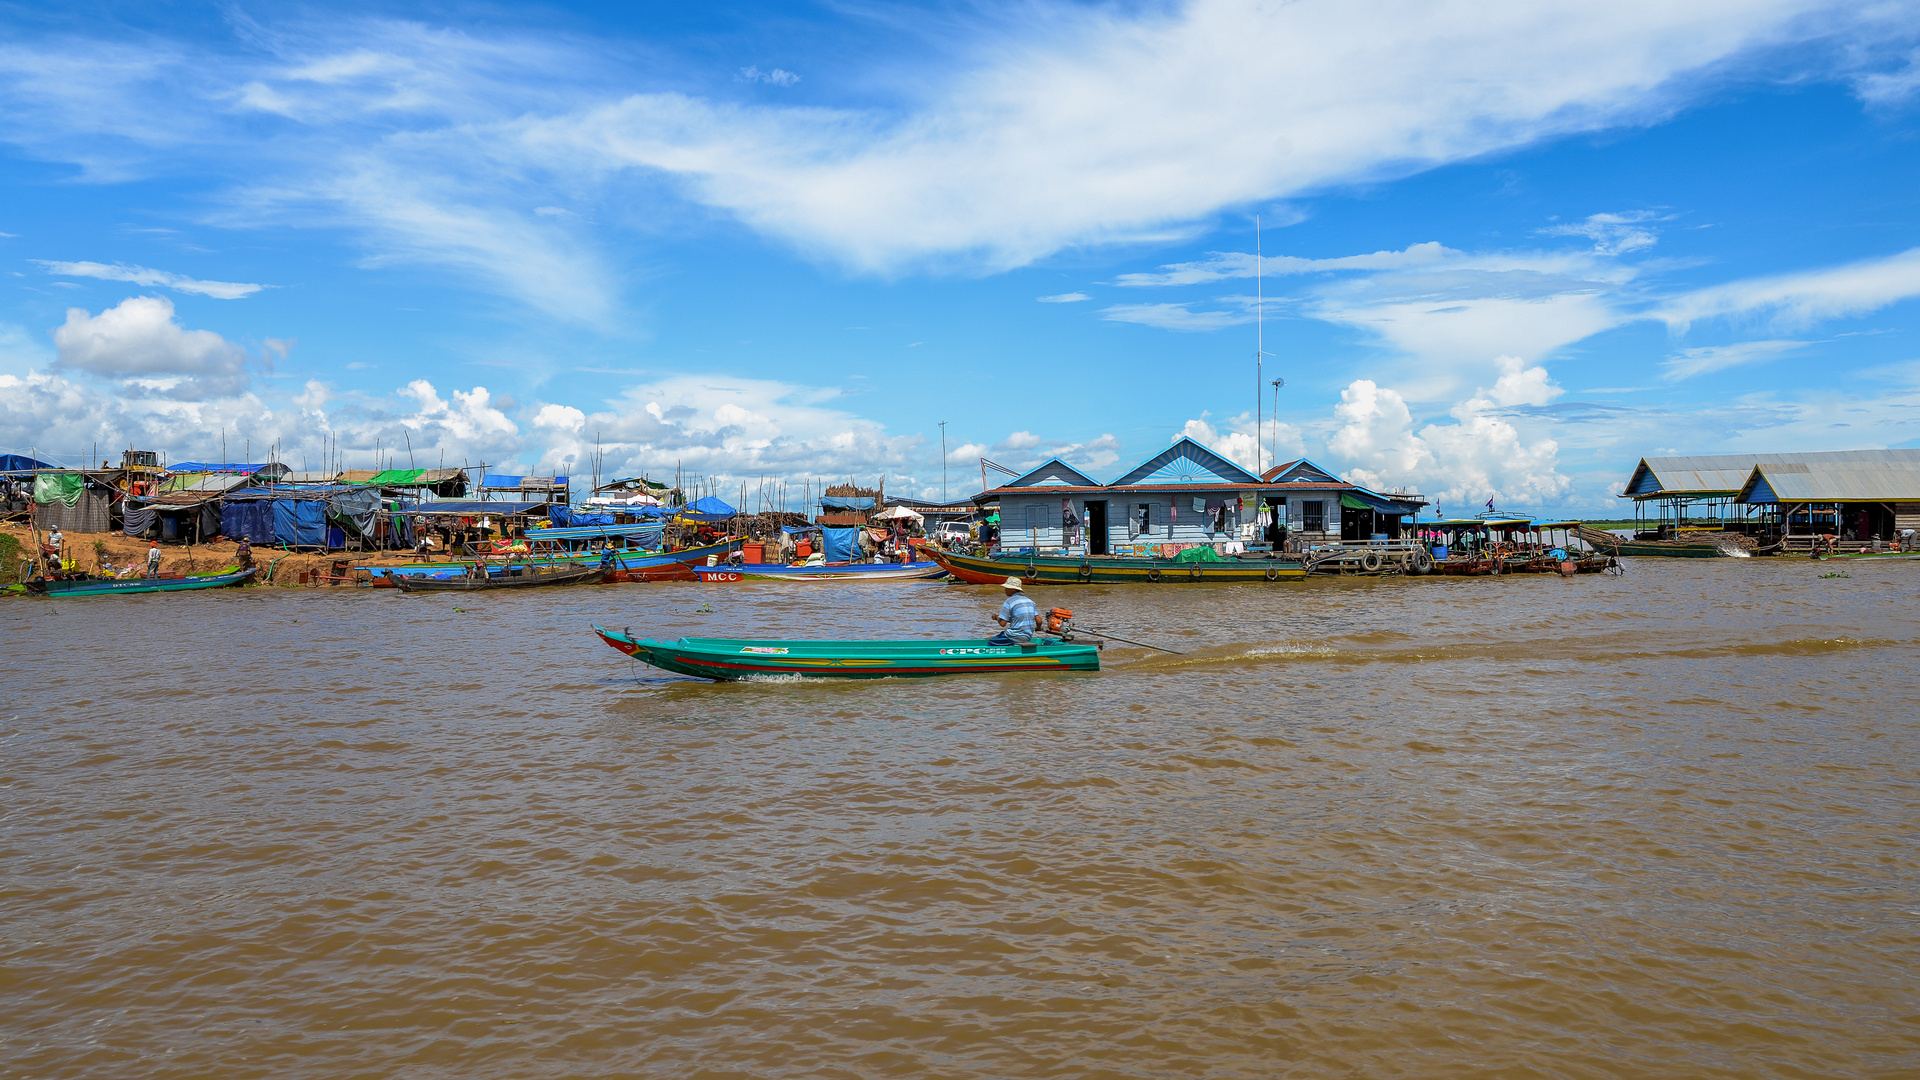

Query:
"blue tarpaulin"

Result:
[[547, 505, 615, 528], [0, 453, 56, 473], [820, 495, 874, 510], [822, 526, 860, 563], [220, 500, 276, 543], [273, 500, 327, 547], [679, 496, 736, 523]]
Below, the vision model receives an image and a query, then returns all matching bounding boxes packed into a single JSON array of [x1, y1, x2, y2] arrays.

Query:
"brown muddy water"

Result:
[[3, 558, 1917, 1078]]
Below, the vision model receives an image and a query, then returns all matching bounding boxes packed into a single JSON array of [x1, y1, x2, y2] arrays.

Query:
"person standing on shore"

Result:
[[235, 537, 254, 571], [989, 578, 1039, 645], [146, 541, 162, 579]]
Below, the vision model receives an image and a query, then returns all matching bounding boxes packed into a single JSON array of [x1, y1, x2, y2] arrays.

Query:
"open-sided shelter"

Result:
[[1733, 449, 1920, 543]]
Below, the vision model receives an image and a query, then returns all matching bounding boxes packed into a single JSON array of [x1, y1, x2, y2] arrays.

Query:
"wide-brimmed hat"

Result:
[[1001, 577, 1023, 591]]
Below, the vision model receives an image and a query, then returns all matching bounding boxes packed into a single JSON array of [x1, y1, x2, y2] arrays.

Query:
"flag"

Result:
[[1485, 497, 1495, 511]]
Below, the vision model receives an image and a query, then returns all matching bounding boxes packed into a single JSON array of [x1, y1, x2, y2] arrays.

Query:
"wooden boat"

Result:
[[26, 567, 255, 597], [592, 625, 1100, 681], [692, 561, 947, 583], [1571, 525, 1733, 558], [392, 563, 612, 592], [922, 546, 1306, 585], [366, 538, 739, 585]]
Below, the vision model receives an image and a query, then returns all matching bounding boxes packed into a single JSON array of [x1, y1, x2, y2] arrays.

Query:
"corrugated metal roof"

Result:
[[1738, 450, 1920, 502], [1630, 449, 1920, 498]]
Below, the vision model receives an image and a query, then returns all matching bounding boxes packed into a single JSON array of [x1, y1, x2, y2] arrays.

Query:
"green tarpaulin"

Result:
[[366, 469, 426, 485], [1339, 493, 1371, 510], [33, 472, 85, 506], [1173, 545, 1223, 562]]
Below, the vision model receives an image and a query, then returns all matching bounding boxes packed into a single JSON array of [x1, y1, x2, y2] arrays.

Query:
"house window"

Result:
[[1303, 500, 1325, 532], [1136, 503, 1153, 535]]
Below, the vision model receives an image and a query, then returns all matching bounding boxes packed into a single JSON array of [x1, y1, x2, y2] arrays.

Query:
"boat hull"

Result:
[[366, 539, 739, 584], [692, 561, 947, 583], [1606, 541, 1732, 558], [922, 547, 1306, 585], [27, 568, 256, 597], [393, 565, 612, 592], [592, 626, 1100, 681]]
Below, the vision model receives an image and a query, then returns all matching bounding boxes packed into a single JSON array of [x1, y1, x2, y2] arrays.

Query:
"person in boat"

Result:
[[989, 577, 1039, 645], [600, 543, 618, 569]]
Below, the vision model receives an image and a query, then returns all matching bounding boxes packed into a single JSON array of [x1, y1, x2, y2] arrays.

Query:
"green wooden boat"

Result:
[[593, 624, 1101, 681], [921, 546, 1307, 585], [26, 567, 256, 597]]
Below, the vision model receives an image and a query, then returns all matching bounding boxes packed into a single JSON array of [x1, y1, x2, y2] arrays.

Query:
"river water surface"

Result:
[[4, 558, 1918, 1078]]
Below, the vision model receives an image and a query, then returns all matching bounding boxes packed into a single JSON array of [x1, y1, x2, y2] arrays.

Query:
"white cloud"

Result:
[[738, 66, 800, 87], [1856, 46, 1920, 104], [1658, 246, 1920, 328], [1329, 361, 1573, 508], [1100, 302, 1252, 332], [524, 0, 1873, 274], [52, 296, 251, 398], [397, 379, 518, 443], [230, 159, 619, 324], [1470, 354, 1565, 409], [35, 260, 266, 299], [1037, 291, 1091, 303], [1174, 412, 1305, 474], [1662, 339, 1807, 380], [0, 2, 1906, 311], [1535, 210, 1669, 255], [1113, 242, 1453, 287], [533, 402, 587, 431], [984, 429, 1123, 474]]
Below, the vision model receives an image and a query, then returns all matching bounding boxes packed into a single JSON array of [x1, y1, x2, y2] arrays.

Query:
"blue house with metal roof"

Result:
[[976, 437, 1425, 554]]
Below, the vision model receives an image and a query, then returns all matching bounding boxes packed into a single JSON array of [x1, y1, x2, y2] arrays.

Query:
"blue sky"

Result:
[[3, 0, 1919, 514]]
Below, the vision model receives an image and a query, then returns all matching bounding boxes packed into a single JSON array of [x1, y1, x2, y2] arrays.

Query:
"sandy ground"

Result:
[[3, 522, 434, 587]]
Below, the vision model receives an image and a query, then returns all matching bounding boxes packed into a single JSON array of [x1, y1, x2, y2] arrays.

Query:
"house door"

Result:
[[1086, 500, 1108, 555], [1264, 497, 1285, 545]]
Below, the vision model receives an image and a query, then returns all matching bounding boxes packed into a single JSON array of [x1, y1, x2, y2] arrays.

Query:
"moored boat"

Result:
[[592, 625, 1101, 681], [691, 561, 947, 583], [365, 538, 740, 585], [392, 563, 612, 592], [26, 568, 256, 597], [921, 546, 1306, 585]]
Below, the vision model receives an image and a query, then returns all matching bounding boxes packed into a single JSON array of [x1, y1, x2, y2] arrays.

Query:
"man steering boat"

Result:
[[988, 577, 1039, 645]]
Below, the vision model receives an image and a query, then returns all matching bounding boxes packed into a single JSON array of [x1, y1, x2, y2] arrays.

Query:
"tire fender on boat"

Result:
[[1146, 566, 1162, 582], [1265, 564, 1281, 581], [1078, 562, 1093, 582], [1189, 563, 1204, 580], [1360, 550, 1382, 572], [1409, 548, 1433, 574]]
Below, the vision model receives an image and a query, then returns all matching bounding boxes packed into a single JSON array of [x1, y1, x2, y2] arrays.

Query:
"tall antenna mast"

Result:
[[1255, 216, 1264, 476]]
